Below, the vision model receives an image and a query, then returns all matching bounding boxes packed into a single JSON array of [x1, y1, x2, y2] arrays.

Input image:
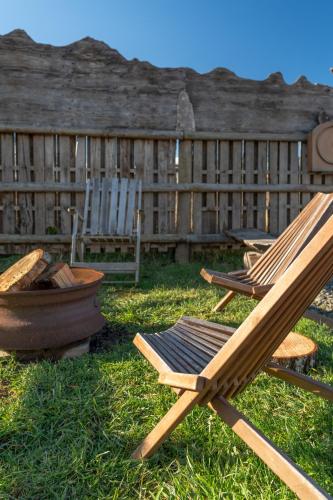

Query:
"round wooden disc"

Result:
[[272, 331, 317, 360], [0, 249, 48, 292], [317, 126, 333, 164]]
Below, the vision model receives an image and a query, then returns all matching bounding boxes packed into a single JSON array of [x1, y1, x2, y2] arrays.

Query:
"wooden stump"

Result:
[[0, 249, 50, 292], [243, 251, 261, 270], [0, 338, 90, 362], [271, 331, 318, 373]]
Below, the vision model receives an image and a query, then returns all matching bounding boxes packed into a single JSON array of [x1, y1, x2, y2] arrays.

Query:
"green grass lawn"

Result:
[[0, 252, 332, 499]]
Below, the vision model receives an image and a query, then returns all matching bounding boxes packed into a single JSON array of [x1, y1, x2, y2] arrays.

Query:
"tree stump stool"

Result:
[[243, 251, 261, 270], [272, 331, 318, 373], [0, 338, 91, 362]]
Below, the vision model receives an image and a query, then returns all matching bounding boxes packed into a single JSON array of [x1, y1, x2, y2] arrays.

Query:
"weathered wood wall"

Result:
[[0, 30, 332, 255], [1, 30, 333, 134]]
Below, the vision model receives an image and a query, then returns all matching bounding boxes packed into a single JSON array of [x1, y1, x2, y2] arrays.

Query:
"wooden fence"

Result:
[[0, 128, 332, 255]]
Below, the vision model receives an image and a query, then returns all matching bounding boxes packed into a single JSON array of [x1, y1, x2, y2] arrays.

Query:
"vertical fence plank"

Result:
[[300, 141, 311, 207], [119, 138, 131, 177], [278, 142, 288, 232], [157, 140, 169, 234], [257, 141, 267, 230], [167, 140, 177, 233], [16, 134, 33, 234], [44, 136, 56, 231], [59, 136, 72, 234], [244, 141, 255, 228], [176, 139, 192, 261], [231, 141, 242, 229], [105, 137, 117, 178], [1, 134, 15, 234], [142, 140, 154, 240], [133, 139, 144, 180], [289, 142, 300, 221], [75, 136, 86, 220], [89, 137, 102, 178], [219, 140, 230, 230], [204, 140, 217, 233], [32, 135, 46, 234], [268, 141, 279, 234], [133, 139, 146, 245], [193, 140, 203, 235], [323, 173, 333, 197]]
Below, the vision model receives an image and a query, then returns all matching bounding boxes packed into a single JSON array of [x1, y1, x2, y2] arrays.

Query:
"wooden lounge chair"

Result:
[[70, 177, 142, 284], [132, 215, 333, 499], [201, 192, 333, 317]]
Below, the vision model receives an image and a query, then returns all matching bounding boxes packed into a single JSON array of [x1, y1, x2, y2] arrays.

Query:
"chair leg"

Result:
[[135, 238, 140, 285], [78, 241, 84, 262], [264, 364, 333, 401], [70, 237, 77, 266], [213, 291, 236, 312], [209, 396, 328, 499], [132, 390, 201, 459]]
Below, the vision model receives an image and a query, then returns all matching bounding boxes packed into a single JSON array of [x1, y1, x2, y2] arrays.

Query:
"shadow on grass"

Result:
[[0, 338, 332, 498]]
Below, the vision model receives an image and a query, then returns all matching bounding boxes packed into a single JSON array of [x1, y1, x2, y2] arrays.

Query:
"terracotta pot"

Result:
[[0, 268, 105, 350]]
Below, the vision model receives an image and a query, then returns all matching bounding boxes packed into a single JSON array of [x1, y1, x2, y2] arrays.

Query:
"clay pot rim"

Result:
[[0, 268, 104, 296]]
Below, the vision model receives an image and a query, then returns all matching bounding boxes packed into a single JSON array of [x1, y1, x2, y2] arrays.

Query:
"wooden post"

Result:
[[176, 140, 192, 263]]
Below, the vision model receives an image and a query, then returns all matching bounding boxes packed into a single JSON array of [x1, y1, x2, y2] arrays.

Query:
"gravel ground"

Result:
[[310, 280, 333, 319]]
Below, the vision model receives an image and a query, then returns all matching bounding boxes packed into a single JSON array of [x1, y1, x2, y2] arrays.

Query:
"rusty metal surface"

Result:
[[0, 268, 105, 350]]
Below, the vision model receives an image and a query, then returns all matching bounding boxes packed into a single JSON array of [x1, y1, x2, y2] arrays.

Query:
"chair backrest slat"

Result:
[[249, 193, 322, 281], [82, 177, 141, 236], [202, 214, 333, 400], [125, 180, 137, 235], [108, 177, 119, 234], [90, 178, 101, 234], [100, 178, 111, 234], [117, 178, 129, 235], [249, 193, 333, 285], [257, 194, 332, 284]]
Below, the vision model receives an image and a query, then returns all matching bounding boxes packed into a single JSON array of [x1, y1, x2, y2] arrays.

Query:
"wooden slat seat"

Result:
[[137, 317, 317, 376], [202, 192, 333, 318], [201, 268, 271, 296], [224, 228, 276, 252]]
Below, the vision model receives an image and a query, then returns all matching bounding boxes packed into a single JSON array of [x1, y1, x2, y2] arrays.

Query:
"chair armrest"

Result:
[[158, 372, 207, 391], [67, 207, 84, 221]]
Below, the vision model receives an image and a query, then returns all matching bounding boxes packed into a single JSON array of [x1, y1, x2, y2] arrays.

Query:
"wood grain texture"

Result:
[[0, 248, 48, 291], [0, 30, 332, 134], [16, 134, 33, 235]]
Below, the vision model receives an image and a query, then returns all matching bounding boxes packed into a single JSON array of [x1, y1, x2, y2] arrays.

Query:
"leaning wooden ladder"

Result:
[[70, 177, 142, 284], [132, 214, 333, 499], [201, 192, 333, 318]]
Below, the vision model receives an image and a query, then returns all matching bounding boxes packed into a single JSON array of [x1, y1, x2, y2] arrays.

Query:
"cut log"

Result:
[[272, 331, 318, 373], [0, 249, 50, 292], [36, 262, 80, 288]]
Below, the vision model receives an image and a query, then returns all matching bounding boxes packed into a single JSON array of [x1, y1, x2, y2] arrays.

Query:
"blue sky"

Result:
[[1, 0, 333, 85]]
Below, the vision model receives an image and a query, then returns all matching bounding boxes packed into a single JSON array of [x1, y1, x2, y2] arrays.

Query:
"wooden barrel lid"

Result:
[[272, 331, 317, 360], [317, 125, 333, 164]]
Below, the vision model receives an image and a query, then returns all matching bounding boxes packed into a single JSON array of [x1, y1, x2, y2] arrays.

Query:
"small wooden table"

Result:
[[225, 228, 276, 252]]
